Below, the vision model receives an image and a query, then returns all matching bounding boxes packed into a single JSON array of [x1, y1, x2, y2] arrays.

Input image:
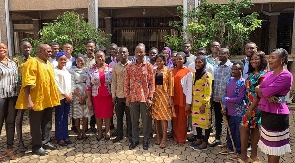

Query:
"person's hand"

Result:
[[267, 96, 279, 103], [221, 109, 226, 115], [87, 100, 93, 110], [146, 99, 153, 108], [185, 104, 191, 111], [216, 96, 222, 102], [255, 86, 262, 98], [27, 99, 34, 110], [126, 98, 130, 107], [245, 109, 252, 119], [199, 104, 205, 114], [169, 97, 173, 107], [112, 97, 117, 105]]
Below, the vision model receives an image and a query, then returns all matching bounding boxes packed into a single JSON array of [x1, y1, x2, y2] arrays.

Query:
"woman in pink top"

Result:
[[255, 48, 293, 163]]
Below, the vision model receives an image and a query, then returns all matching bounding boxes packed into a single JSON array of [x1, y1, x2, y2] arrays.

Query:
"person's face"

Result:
[[76, 57, 85, 68], [245, 44, 257, 57], [63, 44, 73, 56], [135, 47, 145, 61], [95, 52, 105, 64], [218, 50, 229, 62], [197, 50, 206, 56], [210, 42, 220, 53], [156, 57, 165, 68], [268, 52, 284, 69], [51, 45, 60, 57], [86, 43, 95, 54], [149, 49, 157, 59], [250, 54, 261, 70], [162, 50, 169, 59], [0, 44, 8, 59], [176, 55, 184, 67], [109, 45, 117, 56], [119, 48, 129, 61], [57, 55, 67, 68], [172, 53, 177, 65], [21, 42, 32, 56], [39, 46, 52, 61], [231, 65, 242, 78], [195, 59, 204, 70], [183, 44, 191, 53]]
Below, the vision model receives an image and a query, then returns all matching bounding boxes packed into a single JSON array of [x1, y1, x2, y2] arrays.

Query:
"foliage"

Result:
[[25, 11, 110, 56], [164, 0, 262, 54]]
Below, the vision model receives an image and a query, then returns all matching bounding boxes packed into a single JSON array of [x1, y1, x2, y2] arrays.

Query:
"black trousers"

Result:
[[29, 108, 53, 151], [0, 97, 17, 149], [213, 101, 223, 140], [115, 98, 132, 138], [90, 115, 96, 128]]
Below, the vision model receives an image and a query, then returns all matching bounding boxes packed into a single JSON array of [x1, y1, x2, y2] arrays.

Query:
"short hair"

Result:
[[183, 42, 190, 45], [248, 51, 268, 73], [150, 47, 158, 52], [109, 43, 117, 47], [155, 54, 167, 64], [87, 40, 95, 44], [94, 50, 105, 55], [119, 46, 128, 51], [219, 48, 229, 54], [197, 47, 207, 55], [176, 52, 187, 64], [21, 41, 31, 46], [245, 42, 257, 47], [272, 48, 289, 64], [49, 42, 59, 46], [233, 61, 244, 72]]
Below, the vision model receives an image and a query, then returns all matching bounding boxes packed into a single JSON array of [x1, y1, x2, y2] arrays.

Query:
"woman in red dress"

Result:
[[86, 50, 114, 141]]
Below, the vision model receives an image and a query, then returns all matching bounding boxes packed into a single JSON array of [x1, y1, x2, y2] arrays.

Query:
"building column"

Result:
[[104, 17, 111, 43], [0, 0, 13, 56], [290, 5, 295, 98], [88, 0, 96, 27], [0, 0, 7, 44], [32, 19, 40, 39], [267, 13, 279, 54]]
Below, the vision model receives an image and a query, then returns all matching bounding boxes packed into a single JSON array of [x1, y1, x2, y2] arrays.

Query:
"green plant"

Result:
[[164, 0, 262, 55], [25, 11, 110, 56]]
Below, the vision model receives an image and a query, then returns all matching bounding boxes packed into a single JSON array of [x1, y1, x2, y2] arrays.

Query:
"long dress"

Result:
[[191, 72, 212, 129], [70, 67, 93, 119], [151, 66, 174, 120], [86, 65, 113, 119], [172, 67, 193, 143]]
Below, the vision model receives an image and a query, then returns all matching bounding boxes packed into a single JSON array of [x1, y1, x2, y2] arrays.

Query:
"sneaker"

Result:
[[209, 139, 221, 147]]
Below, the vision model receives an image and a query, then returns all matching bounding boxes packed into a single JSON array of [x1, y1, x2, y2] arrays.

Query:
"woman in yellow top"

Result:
[[190, 55, 212, 151], [15, 44, 60, 156], [151, 54, 174, 149]]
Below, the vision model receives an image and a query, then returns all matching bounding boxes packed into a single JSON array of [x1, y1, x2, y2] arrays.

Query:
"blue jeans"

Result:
[[226, 115, 242, 154], [55, 99, 70, 141]]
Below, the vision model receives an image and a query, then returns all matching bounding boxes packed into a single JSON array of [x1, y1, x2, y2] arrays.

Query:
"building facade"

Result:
[[1, 0, 295, 93]]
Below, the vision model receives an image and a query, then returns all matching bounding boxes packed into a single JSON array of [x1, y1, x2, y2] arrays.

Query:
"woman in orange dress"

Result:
[[151, 54, 174, 148], [172, 52, 193, 146]]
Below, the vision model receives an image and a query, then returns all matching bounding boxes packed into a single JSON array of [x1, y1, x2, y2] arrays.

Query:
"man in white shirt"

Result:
[[62, 43, 75, 70]]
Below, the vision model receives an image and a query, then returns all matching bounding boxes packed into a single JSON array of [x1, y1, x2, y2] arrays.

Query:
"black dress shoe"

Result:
[[129, 141, 139, 150], [43, 142, 57, 150], [110, 124, 115, 130], [57, 141, 67, 146], [64, 140, 72, 145], [209, 139, 221, 147], [143, 141, 149, 150], [112, 136, 123, 143], [90, 127, 97, 133], [187, 135, 197, 142], [33, 147, 48, 156], [111, 129, 118, 137]]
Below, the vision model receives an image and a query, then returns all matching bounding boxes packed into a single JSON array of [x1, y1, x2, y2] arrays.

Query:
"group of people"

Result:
[[0, 39, 292, 163]]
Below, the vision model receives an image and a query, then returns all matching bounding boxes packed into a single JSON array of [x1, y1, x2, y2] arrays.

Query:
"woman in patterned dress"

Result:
[[86, 51, 113, 141], [70, 54, 93, 140], [239, 51, 267, 163], [190, 55, 212, 150], [151, 54, 174, 148]]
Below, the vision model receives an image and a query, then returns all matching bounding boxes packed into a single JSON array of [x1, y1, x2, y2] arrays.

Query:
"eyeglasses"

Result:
[[44, 50, 52, 53]]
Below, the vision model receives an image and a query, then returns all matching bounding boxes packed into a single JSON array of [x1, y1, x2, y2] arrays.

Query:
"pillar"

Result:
[[0, 0, 7, 44], [104, 17, 111, 43], [88, 0, 96, 28], [0, 0, 13, 56], [32, 19, 40, 39], [268, 14, 279, 54]]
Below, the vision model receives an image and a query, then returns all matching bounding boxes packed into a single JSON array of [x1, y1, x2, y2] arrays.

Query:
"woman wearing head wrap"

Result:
[[162, 47, 173, 69], [189, 55, 212, 151], [54, 52, 73, 146]]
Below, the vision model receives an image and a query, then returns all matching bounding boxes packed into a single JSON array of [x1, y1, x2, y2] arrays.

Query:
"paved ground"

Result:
[[0, 108, 294, 163]]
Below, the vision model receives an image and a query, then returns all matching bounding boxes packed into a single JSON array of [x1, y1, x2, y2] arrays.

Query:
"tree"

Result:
[[164, 0, 262, 54], [26, 11, 110, 56]]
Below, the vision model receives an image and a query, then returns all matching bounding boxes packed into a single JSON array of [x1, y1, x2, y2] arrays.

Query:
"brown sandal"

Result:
[[5, 149, 17, 160]]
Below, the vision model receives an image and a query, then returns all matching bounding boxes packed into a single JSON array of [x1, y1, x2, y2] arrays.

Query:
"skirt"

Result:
[[258, 111, 291, 156]]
